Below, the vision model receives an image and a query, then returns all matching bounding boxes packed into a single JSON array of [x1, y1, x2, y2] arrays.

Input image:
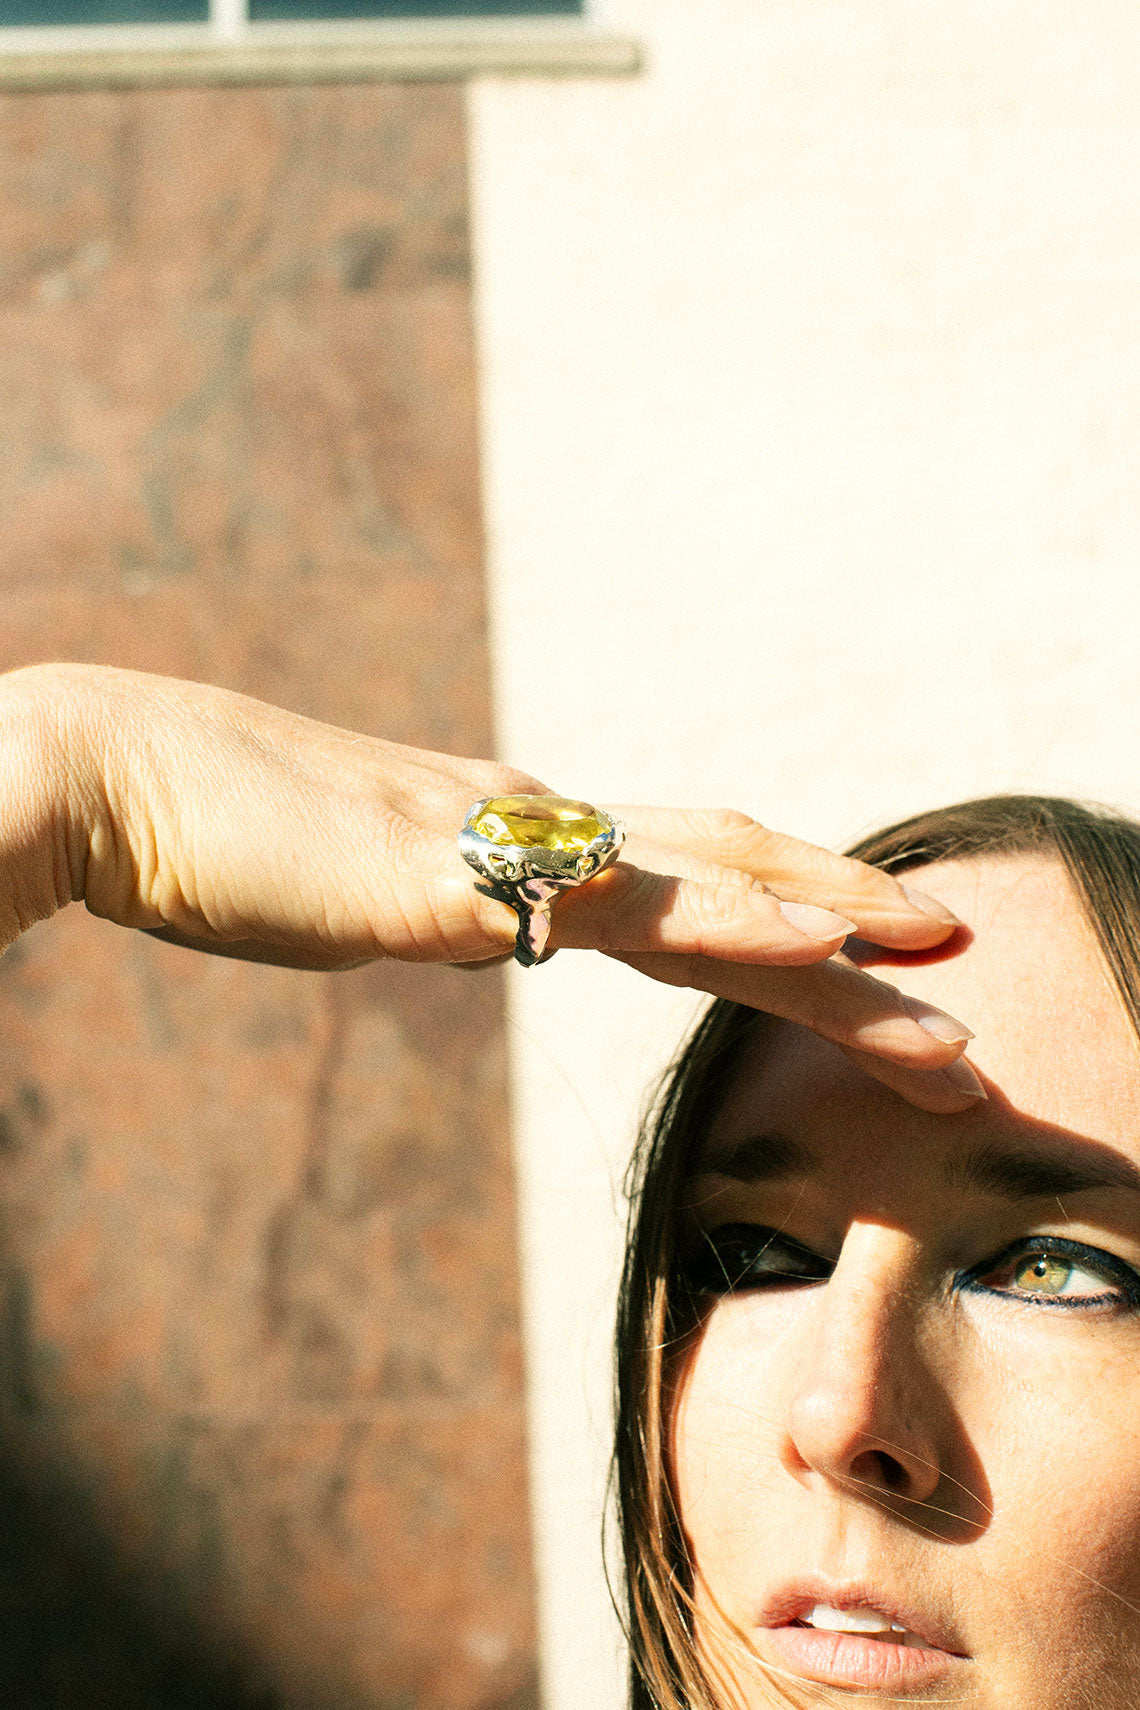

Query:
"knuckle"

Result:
[[700, 882, 752, 937], [698, 807, 774, 861], [701, 875, 783, 941], [682, 882, 746, 949], [464, 761, 548, 799], [836, 854, 906, 902], [702, 806, 758, 838]]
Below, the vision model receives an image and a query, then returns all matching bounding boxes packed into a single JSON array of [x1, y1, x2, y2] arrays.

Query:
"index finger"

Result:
[[607, 806, 960, 951]]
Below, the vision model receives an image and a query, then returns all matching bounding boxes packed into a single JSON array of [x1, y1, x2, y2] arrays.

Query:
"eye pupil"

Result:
[[1016, 1252, 1070, 1293]]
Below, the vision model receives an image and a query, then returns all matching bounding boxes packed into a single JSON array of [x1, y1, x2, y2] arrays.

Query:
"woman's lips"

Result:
[[760, 1623, 964, 1691], [756, 1585, 968, 1691]]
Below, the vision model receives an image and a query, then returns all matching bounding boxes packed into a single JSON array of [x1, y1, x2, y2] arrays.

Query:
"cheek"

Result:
[[966, 1327, 1140, 1583], [670, 1298, 796, 1613], [979, 1445, 1140, 1705], [980, 1356, 1140, 1619]]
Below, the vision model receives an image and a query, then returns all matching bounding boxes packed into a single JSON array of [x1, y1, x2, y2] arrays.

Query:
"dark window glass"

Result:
[[251, 0, 580, 16], [2, 0, 207, 19]]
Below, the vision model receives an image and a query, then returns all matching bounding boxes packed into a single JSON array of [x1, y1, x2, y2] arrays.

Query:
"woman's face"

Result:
[[673, 854, 1140, 1707]]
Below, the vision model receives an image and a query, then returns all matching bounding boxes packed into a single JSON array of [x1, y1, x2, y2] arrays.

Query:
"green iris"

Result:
[[1014, 1252, 1074, 1295]]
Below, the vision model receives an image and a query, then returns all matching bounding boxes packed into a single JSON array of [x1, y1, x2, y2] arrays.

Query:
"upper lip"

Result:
[[757, 1580, 968, 1656]]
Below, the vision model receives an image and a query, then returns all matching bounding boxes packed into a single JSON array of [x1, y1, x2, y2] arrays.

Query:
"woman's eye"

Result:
[[970, 1238, 1140, 1309], [681, 1224, 832, 1296]]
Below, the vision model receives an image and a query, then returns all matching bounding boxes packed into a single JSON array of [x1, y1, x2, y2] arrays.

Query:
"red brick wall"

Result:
[[0, 82, 535, 1710]]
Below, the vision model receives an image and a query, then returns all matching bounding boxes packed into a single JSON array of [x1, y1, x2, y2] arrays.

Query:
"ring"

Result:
[[459, 795, 625, 968]]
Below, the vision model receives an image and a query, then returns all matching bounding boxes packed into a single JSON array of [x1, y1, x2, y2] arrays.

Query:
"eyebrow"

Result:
[[699, 1131, 813, 1183], [945, 1139, 1140, 1199], [696, 1131, 1140, 1200]]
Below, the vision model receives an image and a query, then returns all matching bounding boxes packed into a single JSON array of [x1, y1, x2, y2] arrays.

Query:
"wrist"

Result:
[[0, 662, 101, 940]]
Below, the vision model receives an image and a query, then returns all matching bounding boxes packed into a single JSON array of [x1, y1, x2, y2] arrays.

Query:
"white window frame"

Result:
[[0, 0, 641, 86]]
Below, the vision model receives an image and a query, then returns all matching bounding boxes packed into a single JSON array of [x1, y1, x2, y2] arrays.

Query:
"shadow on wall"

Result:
[[0, 914, 537, 1710], [0, 1429, 538, 1710], [0, 1435, 281, 1710]]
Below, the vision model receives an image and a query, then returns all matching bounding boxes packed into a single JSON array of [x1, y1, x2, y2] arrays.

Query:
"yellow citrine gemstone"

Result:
[[472, 795, 606, 853]]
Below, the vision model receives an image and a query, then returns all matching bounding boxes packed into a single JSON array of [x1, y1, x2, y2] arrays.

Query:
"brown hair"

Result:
[[613, 794, 1140, 1710]]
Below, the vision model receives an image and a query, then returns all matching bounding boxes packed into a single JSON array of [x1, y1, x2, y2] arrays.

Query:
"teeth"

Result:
[[805, 1604, 912, 1638], [806, 1605, 893, 1634]]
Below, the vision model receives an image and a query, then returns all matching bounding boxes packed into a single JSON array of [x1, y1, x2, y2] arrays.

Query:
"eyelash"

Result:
[[682, 1225, 1140, 1313]]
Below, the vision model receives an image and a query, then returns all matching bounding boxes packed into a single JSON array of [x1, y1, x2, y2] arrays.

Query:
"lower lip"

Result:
[[760, 1624, 964, 1691]]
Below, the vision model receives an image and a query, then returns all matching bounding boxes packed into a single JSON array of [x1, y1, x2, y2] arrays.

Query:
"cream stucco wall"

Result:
[[469, 5, 1140, 1704]]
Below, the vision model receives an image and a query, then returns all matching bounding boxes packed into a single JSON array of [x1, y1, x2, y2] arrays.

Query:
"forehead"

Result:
[[708, 854, 1140, 1162]]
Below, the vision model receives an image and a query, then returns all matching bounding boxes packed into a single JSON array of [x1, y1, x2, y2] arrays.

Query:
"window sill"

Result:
[[0, 17, 642, 90]]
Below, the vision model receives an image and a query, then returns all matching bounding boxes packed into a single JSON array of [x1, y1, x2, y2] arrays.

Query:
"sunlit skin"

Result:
[[672, 854, 1140, 1707]]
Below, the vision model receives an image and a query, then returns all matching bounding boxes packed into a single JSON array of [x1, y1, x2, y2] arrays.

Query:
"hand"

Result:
[[0, 663, 978, 1114]]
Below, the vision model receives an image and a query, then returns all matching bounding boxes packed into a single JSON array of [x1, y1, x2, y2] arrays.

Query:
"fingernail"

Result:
[[901, 882, 962, 926], [939, 1056, 987, 1099], [902, 995, 975, 1044], [777, 899, 856, 941]]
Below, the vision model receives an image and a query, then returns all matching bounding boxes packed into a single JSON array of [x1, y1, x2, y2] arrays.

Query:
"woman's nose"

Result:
[[783, 1226, 943, 1506]]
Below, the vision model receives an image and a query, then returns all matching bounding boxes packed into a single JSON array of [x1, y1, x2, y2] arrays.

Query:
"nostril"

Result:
[[875, 1450, 910, 1490], [852, 1448, 910, 1491]]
